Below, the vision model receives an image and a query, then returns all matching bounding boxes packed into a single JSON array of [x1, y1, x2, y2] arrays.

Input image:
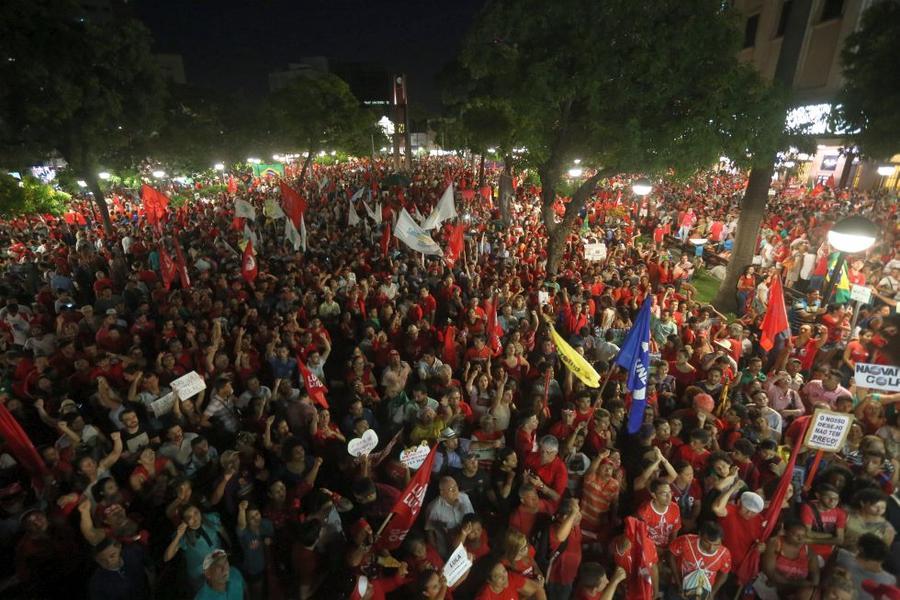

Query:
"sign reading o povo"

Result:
[[854, 363, 900, 392], [802, 408, 854, 453]]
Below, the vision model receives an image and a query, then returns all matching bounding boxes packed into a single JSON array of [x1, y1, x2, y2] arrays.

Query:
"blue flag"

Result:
[[615, 297, 652, 434]]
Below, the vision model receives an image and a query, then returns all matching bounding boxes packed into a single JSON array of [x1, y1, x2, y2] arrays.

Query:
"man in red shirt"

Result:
[[636, 478, 682, 550], [800, 483, 847, 560], [712, 483, 764, 578], [524, 435, 569, 511], [508, 483, 554, 537], [668, 522, 732, 599]]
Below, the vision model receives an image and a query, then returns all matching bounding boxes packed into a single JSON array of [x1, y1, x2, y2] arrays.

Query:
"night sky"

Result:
[[137, 0, 486, 109]]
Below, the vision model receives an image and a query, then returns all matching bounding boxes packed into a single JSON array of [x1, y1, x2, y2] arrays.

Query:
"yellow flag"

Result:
[[549, 325, 601, 388]]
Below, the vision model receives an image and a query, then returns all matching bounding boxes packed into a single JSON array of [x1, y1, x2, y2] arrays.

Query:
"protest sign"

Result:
[[802, 408, 854, 452], [854, 363, 900, 392], [348, 429, 379, 457], [443, 543, 473, 587], [151, 392, 176, 418], [399, 444, 431, 470], [584, 242, 607, 262], [850, 284, 872, 304], [170, 371, 206, 400]]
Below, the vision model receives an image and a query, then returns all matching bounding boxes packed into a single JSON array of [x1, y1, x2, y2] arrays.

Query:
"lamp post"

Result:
[[821, 216, 878, 305], [877, 164, 896, 189], [632, 178, 652, 197]]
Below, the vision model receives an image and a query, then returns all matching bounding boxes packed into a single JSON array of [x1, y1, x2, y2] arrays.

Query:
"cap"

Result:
[[105, 308, 117, 316], [714, 339, 731, 351], [202, 549, 228, 571], [59, 399, 78, 414], [740, 491, 764, 514], [440, 427, 458, 439]]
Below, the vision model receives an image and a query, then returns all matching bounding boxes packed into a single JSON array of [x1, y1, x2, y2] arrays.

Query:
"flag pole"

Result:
[[596, 364, 617, 400]]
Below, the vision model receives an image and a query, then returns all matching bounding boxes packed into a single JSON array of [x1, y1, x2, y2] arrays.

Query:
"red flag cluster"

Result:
[[141, 184, 170, 230], [280, 182, 306, 229]]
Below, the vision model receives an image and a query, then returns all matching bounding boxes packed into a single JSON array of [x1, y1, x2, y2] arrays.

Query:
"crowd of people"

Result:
[[0, 156, 898, 600]]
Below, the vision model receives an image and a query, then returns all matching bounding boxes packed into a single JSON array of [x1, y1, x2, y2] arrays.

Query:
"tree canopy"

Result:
[[831, 0, 900, 160], [0, 0, 165, 234], [458, 0, 783, 272]]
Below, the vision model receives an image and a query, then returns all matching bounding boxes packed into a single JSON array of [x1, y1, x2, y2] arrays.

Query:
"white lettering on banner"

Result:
[[403, 483, 427, 509], [802, 408, 854, 452], [854, 363, 900, 392]]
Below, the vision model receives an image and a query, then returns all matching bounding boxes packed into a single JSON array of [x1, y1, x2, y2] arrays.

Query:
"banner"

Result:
[[377, 443, 438, 550], [394, 209, 443, 256], [854, 363, 900, 392], [549, 324, 600, 388]]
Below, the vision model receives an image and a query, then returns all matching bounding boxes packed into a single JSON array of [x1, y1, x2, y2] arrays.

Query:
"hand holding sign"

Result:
[[348, 429, 379, 457], [443, 543, 473, 588]]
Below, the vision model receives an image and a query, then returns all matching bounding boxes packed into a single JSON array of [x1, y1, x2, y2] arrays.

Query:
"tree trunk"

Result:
[[299, 149, 313, 183], [499, 154, 513, 226], [543, 169, 608, 274], [85, 172, 114, 238], [711, 0, 813, 312], [838, 149, 855, 189], [478, 154, 486, 189], [711, 167, 772, 312]]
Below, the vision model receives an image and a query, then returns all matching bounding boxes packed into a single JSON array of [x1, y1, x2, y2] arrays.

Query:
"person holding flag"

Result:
[[615, 297, 652, 434]]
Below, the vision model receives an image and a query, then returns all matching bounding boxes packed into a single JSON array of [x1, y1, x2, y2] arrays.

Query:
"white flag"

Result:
[[243, 223, 258, 247], [363, 199, 378, 222], [235, 198, 257, 221], [350, 188, 365, 202], [348, 202, 361, 226], [264, 198, 284, 219], [318, 177, 328, 192], [300, 214, 307, 252], [395, 208, 443, 256], [285, 218, 302, 251], [374, 202, 383, 224], [422, 183, 457, 230], [413, 206, 426, 225]]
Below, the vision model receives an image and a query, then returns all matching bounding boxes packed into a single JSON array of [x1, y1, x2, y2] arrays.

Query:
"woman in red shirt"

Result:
[[736, 266, 757, 316], [842, 329, 874, 382], [475, 560, 545, 600]]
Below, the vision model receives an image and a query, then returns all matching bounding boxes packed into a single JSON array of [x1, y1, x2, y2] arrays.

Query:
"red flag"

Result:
[[444, 223, 465, 267], [442, 325, 458, 370], [0, 403, 49, 489], [173, 240, 191, 289], [759, 275, 789, 351], [280, 182, 306, 228], [241, 239, 258, 284], [140, 184, 170, 229], [377, 443, 438, 550], [227, 175, 238, 195], [232, 216, 245, 231], [159, 244, 177, 291], [380, 222, 391, 258], [298, 361, 329, 409], [734, 418, 810, 585], [484, 295, 503, 356]]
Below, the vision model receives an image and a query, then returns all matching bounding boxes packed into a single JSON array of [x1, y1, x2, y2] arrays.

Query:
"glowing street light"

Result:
[[246, 158, 261, 165], [77, 180, 87, 188], [567, 167, 583, 178], [152, 170, 166, 178], [822, 215, 878, 304], [877, 165, 896, 177], [98, 172, 111, 180], [573, 159, 581, 165], [632, 179, 652, 196], [214, 163, 225, 171], [783, 161, 796, 168], [330, 150, 337, 156]]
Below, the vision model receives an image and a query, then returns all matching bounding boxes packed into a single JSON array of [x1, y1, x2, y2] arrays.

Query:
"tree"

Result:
[[264, 73, 378, 182], [459, 0, 781, 274], [0, 174, 70, 217], [460, 99, 517, 188], [831, 0, 900, 161], [711, 0, 813, 312], [0, 0, 165, 237]]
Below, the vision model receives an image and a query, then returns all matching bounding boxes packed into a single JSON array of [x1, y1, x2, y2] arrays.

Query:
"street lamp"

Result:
[[632, 179, 652, 197], [821, 215, 878, 304], [214, 163, 225, 171], [567, 167, 583, 178], [152, 170, 166, 179], [246, 158, 261, 165], [877, 165, 896, 177]]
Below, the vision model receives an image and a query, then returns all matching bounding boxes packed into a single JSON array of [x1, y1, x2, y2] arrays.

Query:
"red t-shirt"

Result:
[[475, 572, 526, 600], [549, 524, 582, 585], [669, 534, 732, 588], [718, 504, 763, 564], [800, 503, 847, 559], [524, 454, 569, 507], [636, 501, 682, 548]]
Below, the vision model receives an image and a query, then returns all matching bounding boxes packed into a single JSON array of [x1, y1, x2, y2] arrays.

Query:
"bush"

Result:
[[0, 174, 71, 217]]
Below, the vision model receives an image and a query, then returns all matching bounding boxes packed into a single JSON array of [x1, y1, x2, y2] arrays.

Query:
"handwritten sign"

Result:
[[802, 408, 854, 452], [850, 284, 872, 304], [348, 429, 379, 457], [584, 242, 607, 262], [470, 446, 496, 462], [170, 371, 206, 400], [538, 291, 550, 306], [443, 543, 473, 587], [151, 392, 176, 417], [399, 444, 431, 470], [854, 363, 900, 392]]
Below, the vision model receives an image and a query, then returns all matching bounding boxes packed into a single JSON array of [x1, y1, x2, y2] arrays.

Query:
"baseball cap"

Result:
[[202, 549, 228, 571], [105, 308, 117, 316], [740, 491, 764, 514]]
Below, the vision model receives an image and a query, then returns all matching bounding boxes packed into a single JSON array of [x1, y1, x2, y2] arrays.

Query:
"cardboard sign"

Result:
[[399, 444, 431, 470], [802, 408, 854, 452], [850, 284, 872, 304], [348, 429, 379, 457], [584, 242, 607, 262], [538, 291, 550, 306], [854, 363, 900, 392], [170, 371, 206, 400], [443, 543, 473, 587], [151, 392, 176, 418], [470, 446, 496, 461]]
